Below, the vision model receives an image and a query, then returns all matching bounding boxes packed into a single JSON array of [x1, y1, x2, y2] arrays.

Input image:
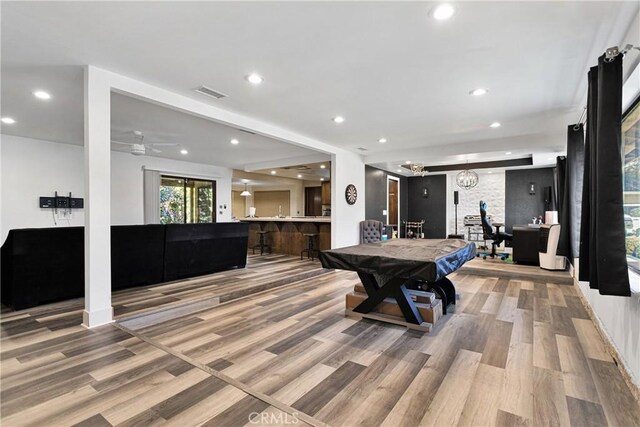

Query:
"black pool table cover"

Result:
[[319, 239, 476, 283]]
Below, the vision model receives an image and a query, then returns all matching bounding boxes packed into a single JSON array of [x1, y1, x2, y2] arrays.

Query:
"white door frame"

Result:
[[387, 175, 401, 228]]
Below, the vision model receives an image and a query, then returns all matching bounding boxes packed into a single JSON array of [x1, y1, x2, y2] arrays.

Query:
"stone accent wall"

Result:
[[448, 172, 505, 238]]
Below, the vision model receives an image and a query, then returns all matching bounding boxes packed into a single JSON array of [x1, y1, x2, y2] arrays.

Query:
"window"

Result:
[[160, 176, 215, 224], [622, 97, 640, 272]]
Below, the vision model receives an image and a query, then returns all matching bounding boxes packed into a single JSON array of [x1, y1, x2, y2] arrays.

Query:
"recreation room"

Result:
[[1, 2, 639, 426]]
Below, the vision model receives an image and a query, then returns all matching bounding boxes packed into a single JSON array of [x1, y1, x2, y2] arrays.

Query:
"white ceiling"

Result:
[[1, 1, 638, 172], [110, 93, 323, 168], [250, 162, 331, 181], [0, 65, 324, 169]]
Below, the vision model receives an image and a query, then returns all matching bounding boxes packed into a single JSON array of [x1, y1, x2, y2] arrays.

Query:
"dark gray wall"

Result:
[[407, 175, 447, 238], [364, 166, 408, 232], [505, 167, 555, 232]]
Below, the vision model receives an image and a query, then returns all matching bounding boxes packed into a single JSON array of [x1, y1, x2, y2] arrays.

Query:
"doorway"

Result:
[[305, 187, 322, 216], [387, 176, 400, 227], [159, 175, 215, 224]]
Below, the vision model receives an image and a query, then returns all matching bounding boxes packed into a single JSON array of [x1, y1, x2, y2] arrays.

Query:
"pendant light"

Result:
[[456, 162, 479, 190], [240, 183, 251, 197]]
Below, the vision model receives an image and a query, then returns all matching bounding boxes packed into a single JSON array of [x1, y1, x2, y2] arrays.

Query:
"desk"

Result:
[[319, 239, 476, 327], [513, 225, 541, 265]]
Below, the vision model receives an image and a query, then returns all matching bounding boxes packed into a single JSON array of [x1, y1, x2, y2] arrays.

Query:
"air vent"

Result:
[[282, 165, 311, 171], [239, 129, 256, 135], [357, 147, 368, 151], [194, 86, 227, 100]]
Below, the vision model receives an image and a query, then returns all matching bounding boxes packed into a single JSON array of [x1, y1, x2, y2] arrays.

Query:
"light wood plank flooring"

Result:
[[2, 255, 639, 426], [460, 257, 574, 284]]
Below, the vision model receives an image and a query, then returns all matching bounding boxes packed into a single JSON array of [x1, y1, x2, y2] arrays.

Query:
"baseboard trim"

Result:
[[82, 307, 114, 329], [572, 276, 640, 402]]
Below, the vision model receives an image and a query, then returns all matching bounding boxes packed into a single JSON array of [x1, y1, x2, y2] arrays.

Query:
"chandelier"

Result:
[[410, 163, 428, 177], [456, 168, 479, 190]]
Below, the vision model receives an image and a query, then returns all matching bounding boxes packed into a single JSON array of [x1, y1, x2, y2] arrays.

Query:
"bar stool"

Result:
[[253, 230, 271, 255], [301, 233, 319, 260]]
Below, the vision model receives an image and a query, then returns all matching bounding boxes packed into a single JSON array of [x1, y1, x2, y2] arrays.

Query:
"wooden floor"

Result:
[[461, 257, 574, 285], [1, 255, 639, 426]]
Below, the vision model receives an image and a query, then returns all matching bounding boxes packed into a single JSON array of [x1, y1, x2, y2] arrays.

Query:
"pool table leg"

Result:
[[427, 277, 456, 315], [354, 272, 424, 325]]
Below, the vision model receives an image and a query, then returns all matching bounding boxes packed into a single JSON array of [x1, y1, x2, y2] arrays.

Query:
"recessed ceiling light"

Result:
[[489, 122, 501, 128], [505, 151, 512, 155], [180, 149, 188, 155], [271, 170, 277, 175], [246, 74, 264, 85], [320, 164, 326, 169], [320, 178, 325, 181], [548, 157, 554, 161], [397, 169, 402, 173], [469, 88, 488, 96], [405, 160, 411, 164], [1, 117, 16, 124], [297, 174, 303, 178], [33, 90, 51, 100], [378, 138, 387, 144], [431, 3, 456, 20], [488, 171, 493, 174], [332, 116, 345, 124], [230, 138, 239, 145]]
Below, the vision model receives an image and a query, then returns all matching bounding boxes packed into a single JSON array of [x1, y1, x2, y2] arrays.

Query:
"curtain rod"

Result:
[[605, 44, 640, 62], [572, 45, 639, 131]]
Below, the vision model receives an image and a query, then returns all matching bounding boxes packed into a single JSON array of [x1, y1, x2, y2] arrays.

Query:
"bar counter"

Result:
[[242, 217, 331, 256]]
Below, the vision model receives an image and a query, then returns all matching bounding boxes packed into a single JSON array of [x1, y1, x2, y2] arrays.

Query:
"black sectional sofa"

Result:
[[1, 223, 249, 309]]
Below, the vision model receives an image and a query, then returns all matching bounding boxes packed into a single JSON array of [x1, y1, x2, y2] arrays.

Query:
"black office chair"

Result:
[[478, 200, 512, 260]]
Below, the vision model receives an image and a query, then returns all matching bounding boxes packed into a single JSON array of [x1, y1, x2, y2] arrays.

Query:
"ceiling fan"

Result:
[[111, 130, 179, 156]]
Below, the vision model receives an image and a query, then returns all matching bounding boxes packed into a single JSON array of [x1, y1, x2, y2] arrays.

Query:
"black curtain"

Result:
[[578, 54, 630, 296], [556, 156, 569, 256], [558, 125, 585, 259], [579, 67, 597, 283], [550, 169, 558, 211]]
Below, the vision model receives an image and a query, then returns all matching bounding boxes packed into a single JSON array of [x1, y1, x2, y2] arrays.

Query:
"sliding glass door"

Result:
[[160, 176, 215, 224]]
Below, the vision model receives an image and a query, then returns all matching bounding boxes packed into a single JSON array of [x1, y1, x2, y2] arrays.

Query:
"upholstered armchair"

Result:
[[360, 220, 384, 244]]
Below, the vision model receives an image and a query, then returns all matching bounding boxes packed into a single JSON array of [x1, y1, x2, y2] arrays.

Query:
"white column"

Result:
[[83, 66, 113, 328], [331, 151, 365, 248]]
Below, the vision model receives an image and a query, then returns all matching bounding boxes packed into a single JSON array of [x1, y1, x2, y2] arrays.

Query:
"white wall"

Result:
[[112, 150, 232, 225], [331, 151, 365, 248], [446, 171, 506, 236], [0, 134, 233, 243], [575, 263, 640, 387], [1, 135, 85, 241]]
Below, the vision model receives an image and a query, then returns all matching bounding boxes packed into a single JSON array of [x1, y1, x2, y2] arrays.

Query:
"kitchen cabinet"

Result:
[[321, 181, 331, 204]]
